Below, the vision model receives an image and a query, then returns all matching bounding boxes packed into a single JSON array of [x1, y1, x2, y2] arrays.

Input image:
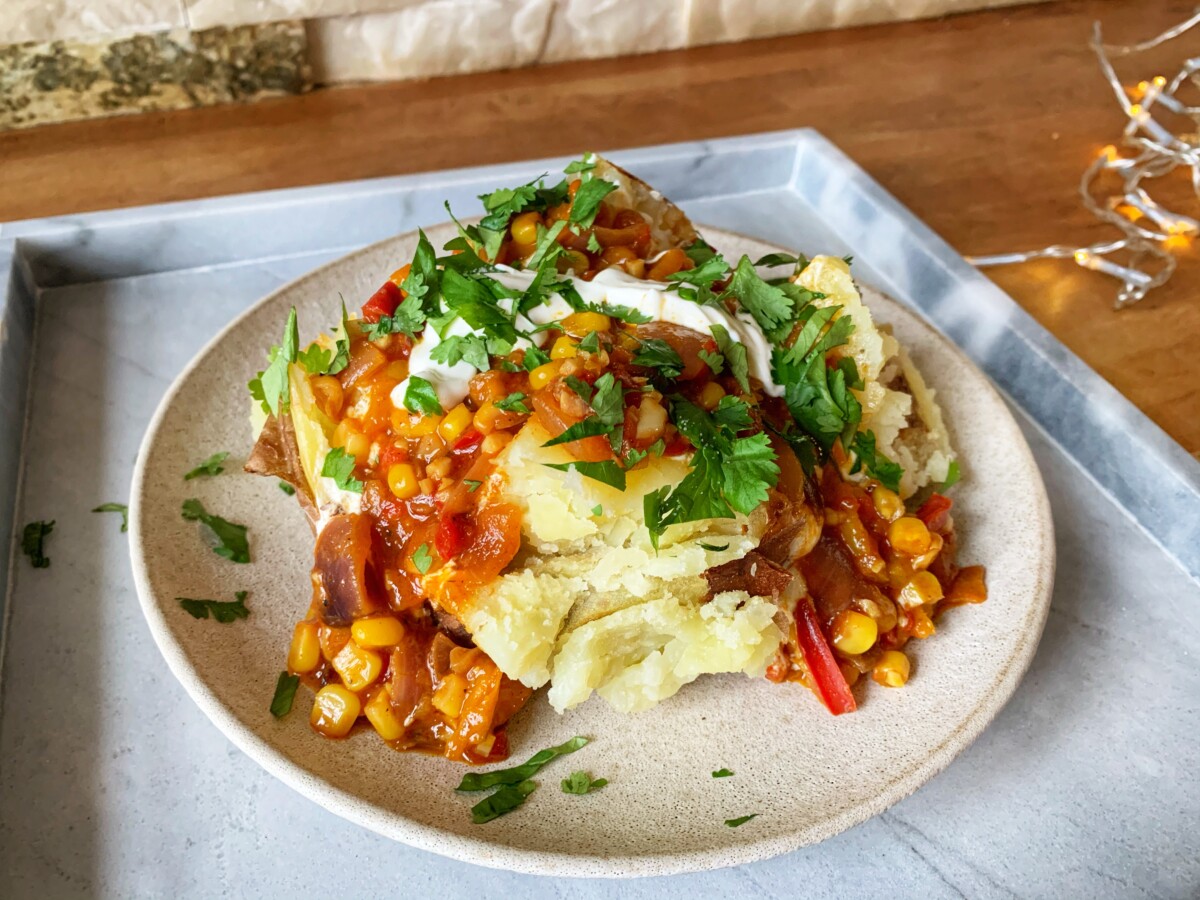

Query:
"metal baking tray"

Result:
[[2, 130, 1197, 897]]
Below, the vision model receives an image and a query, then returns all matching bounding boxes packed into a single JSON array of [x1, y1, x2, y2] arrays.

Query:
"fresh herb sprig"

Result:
[[181, 499, 250, 563]]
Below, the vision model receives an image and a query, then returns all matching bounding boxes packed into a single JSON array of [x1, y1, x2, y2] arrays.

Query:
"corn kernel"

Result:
[[912, 532, 944, 571], [432, 673, 468, 717], [872, 650, 910, 688], [331, 641, 383, 692], [831, 609, 879, 655], [698, 381, 725, 410], [911, 606, 937, 639], [310, 685, 361, 738], [897, 571, 945, 609], [528, 361, 562, 390], [550, 336, 578, 359], [562, 311, 611, 336], [342, 433, 370, 463], [351, 616, 406, 649], [872, 486, 904, 522], [510, 211, 542, 246], [437, 403, 473, 443], [481, 431, 512, 455], [472, 401, 504, 434], [889, 516, 932, 555], [387, 463, 419, 499], [288, 620, 321, 673], [392, 411, 441, 438], [363, 687, 404, 742]]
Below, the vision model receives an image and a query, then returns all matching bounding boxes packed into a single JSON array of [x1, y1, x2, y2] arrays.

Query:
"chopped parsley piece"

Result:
[[457, 736, 589, 791], [430, 333, 491, 371], [725, 814, 757, 828], [586, 232, 602, 254], [543, 418, 612, 448], [529, 220, 568, 268], [563, 155, 596, 176], [568, 178, 617, 228], [183, 451, 229, 480], [591, 504, 603, 516], [753, 251, 810, 274], [92, 503, 128, 532], [577, 331, 601, 353], [596, 304, 652, 324], [253, 307, 299, 417], [440, 268, 519, 345], [471, 781, 538, 824], [710, 324, 750, 393], [403, 375, 445, 416], [366, 293, 426, 340], [724, 256, 793, 340], [296, 343, 333, 374], [712, 768, 734, 778], [22, 520, 53, 568], [270, 671, 300, 718], [464, 479, 483, 493], [849, 430, 904, 493], [589, 373, 625, 428], [495, 392, 531, 414], [545, 459, 627, 490], [177, 591, 249, 623], [632, 338, 684, 378], [564, 375, 594, 402], [412, 542, 434, 574], [278, 481, 296, 496], [684, 239, 718, 266], [699, 543, 729, 552], [321, 447, 364, 493], [561, 771, 607, 795], [181, 499, 250, 563], [522, 345, 552, 372]]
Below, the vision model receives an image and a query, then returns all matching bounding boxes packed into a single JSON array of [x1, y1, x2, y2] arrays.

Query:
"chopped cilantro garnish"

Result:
[[296, 343, 333, 374], [178, 590, 249, 623], [430, 333, 491, 371], [849, 430, 904, 493], [22, 520, 53, 568], [254, 307, 299, 417], [278, 481, 296, 496], [464, 479, 482, 493], [412, 542, 434, 574], [684, 239, 718, 266], [545, 459, 627, 490], [586, 232, 602, 254], [710, 324, 750, 393], [591, 504, 603, 516], [457, 736, 589, 792], [270, 671, 300, 718], [441, 268, 519, 345], [632, 338, 684, 378], [938, 460, 962, 490], [181, 499, 250, 563], [564, 375, 594, 402], [403, 376, 445, 416], [366, 293, 426, 340], [725, 814, 757, 827], [699, 543, 729, 552], [712, 768, 734, 778], [724, 256, 793, 340], [753, 251, 810, 274], [528, 220, 568, 268], [589, 373, 625, 428], [563, 155, 596, 176], [577, 331, 601, 354], [495, 392, 531, 414], [92, 503, 128, 532], [321, 447, 364, 494], [522, 345, 552, 371], [183, 451, 229, 480], [561, 771, 607, 795], [471, 781, 538, 824], [542, 417, 613, 447], [569, 178, 617, 229], [300, 303, 354, 373]]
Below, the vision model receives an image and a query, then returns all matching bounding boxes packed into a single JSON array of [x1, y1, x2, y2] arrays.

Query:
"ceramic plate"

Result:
[[129, 224, 1054, 877]]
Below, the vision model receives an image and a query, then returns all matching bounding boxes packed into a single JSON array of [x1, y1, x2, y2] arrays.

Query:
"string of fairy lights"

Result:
[[969, 9, 1200, 308]]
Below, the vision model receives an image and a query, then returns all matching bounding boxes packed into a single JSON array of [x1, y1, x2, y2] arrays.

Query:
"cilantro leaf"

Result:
[[528, 220, 568, 269], [712, 768, 734, 777], [270, 671, 300, 718], [545, 459, 627, 490], [441, 269, 519, 345], [321, 447, 364, 493], [522, 345, 552, 372], [542, 416, 613, 447], [586, 232, 602, 253], [561, 771, 607, 795], [457, 736, 589, 791], [938, 460, 962, 490], [297, 343, 332, 374], [366, 292, 426, 340], [596, 304, 652, 324], [181, 499, 250, 563], [684, 239, 718, 266], [589, 373, 625, 428], [699, 543, 729, 552], [464, 479, 482, 493], [403, 375, 445, 416], [754, 252, 810, 273], [632, 338, 684, 378], [325, 302, 352, 374], [471, 781, 538, 824], [591, 504, 603, 516], [564, 375, 594, 402], [177, 590, 249, 623], [278, 481, 296, 495], [710, 324, 750, 393], [257, 308, 299, 417], [92, 502, 128, 532], [184, 451, 229, 480], [783, 352, 863, 452], [563, 155, 596, 176], [723, 432, 779, 514], [724, 256, 793, 340], [412, 542, 434, 574], [569, 178, 617, 229], [495, 392, 531, 414], [430, 334, 490, 371], [698, 348, 724, 375], [22, 520, 53, 568], [849, 430, 904, 493], [577, 331, 601, 354], [667, 253, 729, 287], [725, 814, 757, 828]]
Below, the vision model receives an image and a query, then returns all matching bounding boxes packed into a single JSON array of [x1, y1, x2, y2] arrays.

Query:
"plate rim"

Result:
[[129, 225, 1055, 878]]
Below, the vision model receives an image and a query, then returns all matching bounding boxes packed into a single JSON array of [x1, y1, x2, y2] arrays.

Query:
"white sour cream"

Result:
[[390, 266, 783, 413]]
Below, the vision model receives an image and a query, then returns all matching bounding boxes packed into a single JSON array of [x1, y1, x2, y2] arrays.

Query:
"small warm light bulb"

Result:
[[1128, 103, 1143, 117], [1163, 234, 1191, 251], [1074, 250, 1089, 264], [1152, 75, 1167, 87], [1101, 145, 1119, 163], [1136, 80, 1151, 94]]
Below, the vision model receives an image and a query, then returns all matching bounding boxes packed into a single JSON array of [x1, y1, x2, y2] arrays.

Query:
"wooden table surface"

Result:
[[3, 0, 1197, 455]]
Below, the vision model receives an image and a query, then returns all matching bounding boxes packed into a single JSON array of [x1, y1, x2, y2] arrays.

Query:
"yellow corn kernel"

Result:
[[528, 361, 562, 390], [387, 463, 418, 499], [831, 609, 879, 656], [889, 516, 932, 556], [432, 673, 468, 717], [437, 403, 473, 443], [341, 433, 370, 463], [698, 381, 725, 410], [510, 211, 542, 246], [310, 684, 361, 738], [872, 650, 910, 687], [872, 486, 904, 522], [912, 532, 944, 571], [351, 616, 406, 649], [363, 687, 404, 742], [392, 411, 441, 438], [550, 336, 578, 359], [481, 431, 512, 455], [562, 311, 611, 336], [287, 621, 321, 674], [331, 641, 383, 692], [897, 571, 945, 609], [911, 605, 937, 639]]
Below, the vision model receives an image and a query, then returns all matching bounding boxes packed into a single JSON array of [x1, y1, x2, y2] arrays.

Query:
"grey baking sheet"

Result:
[[1, 130, 1197, 898]]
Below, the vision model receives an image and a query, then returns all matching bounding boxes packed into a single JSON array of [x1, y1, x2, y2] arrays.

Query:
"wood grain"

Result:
[[2, 0, 1197, 454]]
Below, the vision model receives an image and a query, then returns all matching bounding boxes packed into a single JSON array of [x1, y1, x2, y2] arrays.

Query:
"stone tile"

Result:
[[306, 0, 554, 83], [185, 0, 422, 31], [540, 0, 689, 64], [0, 0, 186, 46], [0, 21, 312, 131]]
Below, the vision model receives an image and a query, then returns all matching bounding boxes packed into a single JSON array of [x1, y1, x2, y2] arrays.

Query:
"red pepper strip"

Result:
[[435, 514, 468, 561], [453, 430, 483, 453], [361, 281, 403, 323], [794, 596, 857, 715], [916, 493, 953, 532]]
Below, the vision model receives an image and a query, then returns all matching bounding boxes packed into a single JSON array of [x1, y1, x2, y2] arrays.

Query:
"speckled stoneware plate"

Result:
[[129, 224, 1054, 878]]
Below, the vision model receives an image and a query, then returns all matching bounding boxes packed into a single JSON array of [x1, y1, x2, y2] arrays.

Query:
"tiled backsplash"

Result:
[[0, 0, 1047, 129]]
